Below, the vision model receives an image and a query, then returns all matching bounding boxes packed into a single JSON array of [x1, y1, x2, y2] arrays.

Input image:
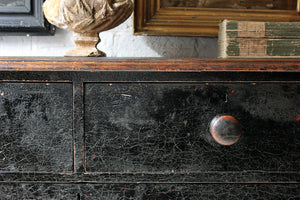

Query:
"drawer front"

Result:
[[0, 83, 73, 172], [1, 183, 299, 200], [85, 83, 300, 172]]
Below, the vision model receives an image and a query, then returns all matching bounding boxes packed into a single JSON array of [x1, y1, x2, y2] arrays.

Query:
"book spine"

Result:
[[224, 21, 300, 39], [225, 39, 300, 58], [218, 20, 300, 58]]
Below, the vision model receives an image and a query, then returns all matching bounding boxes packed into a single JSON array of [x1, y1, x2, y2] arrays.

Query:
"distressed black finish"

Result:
[[0, 58, 299, 199], [85, 84, 300, 172], [0, 83, 73, 172], [1, 183, 299, 199]]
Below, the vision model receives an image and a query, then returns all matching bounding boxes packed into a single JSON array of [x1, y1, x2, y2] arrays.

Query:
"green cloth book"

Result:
[[218, 20, 300, 58]]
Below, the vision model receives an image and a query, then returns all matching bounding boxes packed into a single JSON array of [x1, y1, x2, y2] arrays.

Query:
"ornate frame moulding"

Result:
[[134, 0, 300, 37]]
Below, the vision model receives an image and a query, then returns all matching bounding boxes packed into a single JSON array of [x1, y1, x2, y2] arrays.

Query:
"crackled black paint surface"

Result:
[[0, 59, 299, 199], [1, 183, 299, 199], [0, 83, 73, 172], [85, 83, 300, 172]]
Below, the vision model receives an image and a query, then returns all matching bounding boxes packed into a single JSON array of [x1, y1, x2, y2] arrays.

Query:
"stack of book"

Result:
[[218, 20, 300, 58]]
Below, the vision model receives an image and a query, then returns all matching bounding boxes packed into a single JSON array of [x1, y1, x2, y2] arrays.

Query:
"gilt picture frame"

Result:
[[134, 0, 300, 37], [0, 0, 55, 36]]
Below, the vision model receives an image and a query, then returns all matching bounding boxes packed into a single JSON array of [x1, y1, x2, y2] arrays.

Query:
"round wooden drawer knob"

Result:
[[210, 115, 242, 145]]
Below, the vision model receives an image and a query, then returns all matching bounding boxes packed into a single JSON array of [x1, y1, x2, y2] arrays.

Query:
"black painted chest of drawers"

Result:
[[0, 58, 299, 199]]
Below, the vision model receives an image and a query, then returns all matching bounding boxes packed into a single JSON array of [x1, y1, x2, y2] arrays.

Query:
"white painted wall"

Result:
[[0, 16, 218, 58]]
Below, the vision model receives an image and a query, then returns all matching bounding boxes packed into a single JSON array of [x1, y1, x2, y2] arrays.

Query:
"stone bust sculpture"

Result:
[[43, 0, 133, 56]]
